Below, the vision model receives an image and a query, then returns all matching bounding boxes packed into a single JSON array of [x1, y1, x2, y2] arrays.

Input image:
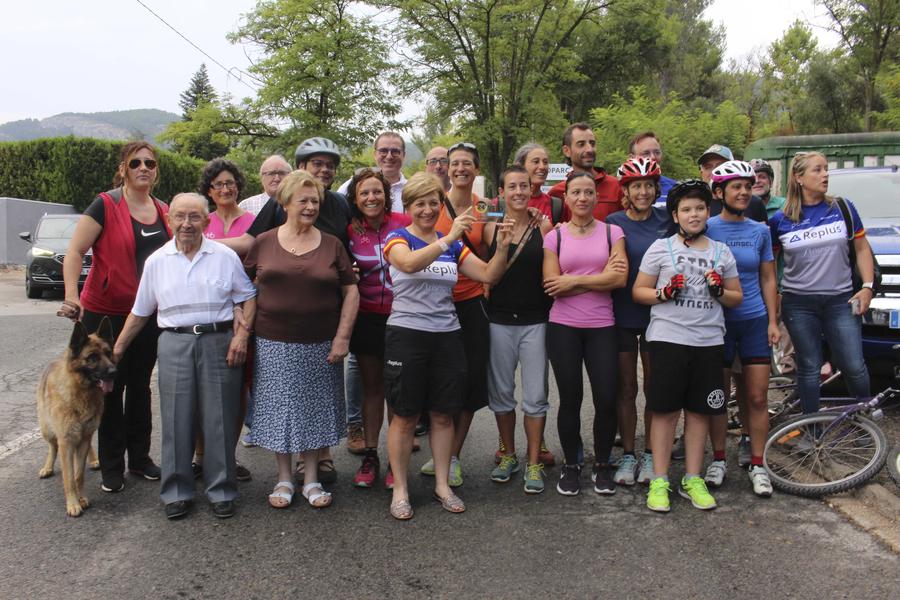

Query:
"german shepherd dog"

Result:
[[37, 318, 116, 517]]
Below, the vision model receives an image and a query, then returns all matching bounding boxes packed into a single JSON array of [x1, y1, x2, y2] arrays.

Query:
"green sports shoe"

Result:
[[491, 454, 520, 483], [523, 463, 545, 494], [679, 476, 718, 510], [449, 456, 463, 487], [420, 458, 435, 476], [647, 478, 671, 513]]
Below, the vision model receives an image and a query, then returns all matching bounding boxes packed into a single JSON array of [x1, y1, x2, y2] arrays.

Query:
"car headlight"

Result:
[[30, 247, 55, 258]]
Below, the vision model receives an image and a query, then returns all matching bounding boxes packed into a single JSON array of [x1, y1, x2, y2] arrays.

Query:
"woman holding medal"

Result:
[[543, 172, 628, 497], [483, 166, 553, 493]]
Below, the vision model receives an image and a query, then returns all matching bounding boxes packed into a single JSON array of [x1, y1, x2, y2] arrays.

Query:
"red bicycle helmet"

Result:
[[617, 157, 662, 186]]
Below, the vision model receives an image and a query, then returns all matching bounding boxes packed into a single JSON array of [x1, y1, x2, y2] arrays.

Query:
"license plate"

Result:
[[81, 267, 90, 276], [891, 310, 900, 329]]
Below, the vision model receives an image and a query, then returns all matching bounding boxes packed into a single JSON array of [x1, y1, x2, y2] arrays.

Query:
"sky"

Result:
[[0, 0, 841, 127]]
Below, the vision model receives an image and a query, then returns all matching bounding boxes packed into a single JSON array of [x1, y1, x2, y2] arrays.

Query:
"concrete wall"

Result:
[[0, 198, 76, 265]]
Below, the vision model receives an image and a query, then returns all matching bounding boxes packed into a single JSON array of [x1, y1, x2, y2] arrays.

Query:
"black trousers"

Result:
[[546, 323, 618, 466], [82, 310, 159, 477]]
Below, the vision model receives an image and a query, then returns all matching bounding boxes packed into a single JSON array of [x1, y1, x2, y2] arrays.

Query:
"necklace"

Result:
[[571, 218, 594, 234]]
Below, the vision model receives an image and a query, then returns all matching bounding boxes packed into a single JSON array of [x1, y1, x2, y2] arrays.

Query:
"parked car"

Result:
[[19, 214, 91, 299], [827, 165, 900, 376]]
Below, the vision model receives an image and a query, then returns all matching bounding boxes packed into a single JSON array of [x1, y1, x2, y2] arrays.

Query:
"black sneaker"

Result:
[[165, 500, 192, 520], [101, 472, 125, 493], [591, 464, 616, 495], [235, 462, 252, 482], [129, 460, 161, 481], [556, 464, 582, 496], [211, 500, 235, 519]]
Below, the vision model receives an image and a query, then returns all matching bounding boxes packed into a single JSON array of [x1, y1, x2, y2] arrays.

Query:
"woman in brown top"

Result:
[[243, 171, 359, 509]]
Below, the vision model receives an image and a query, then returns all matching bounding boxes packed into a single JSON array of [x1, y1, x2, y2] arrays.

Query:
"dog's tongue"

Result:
[[99, 380, 114, 394]]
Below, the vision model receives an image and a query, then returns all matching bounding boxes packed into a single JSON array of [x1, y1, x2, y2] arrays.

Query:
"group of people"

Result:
[[57, 121, 876, 520]]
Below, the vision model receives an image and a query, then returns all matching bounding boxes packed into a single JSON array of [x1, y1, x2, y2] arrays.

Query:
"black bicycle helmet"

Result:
[[749, 158, 775, 182], [295, 137, 341, 167], [666, 178, 712, 216]]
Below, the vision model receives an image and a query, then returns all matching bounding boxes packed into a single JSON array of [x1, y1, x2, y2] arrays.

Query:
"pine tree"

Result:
[[178, 64, 218, 120]]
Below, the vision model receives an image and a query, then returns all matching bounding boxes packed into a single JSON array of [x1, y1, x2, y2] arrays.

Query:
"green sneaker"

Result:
[[449, 456, 463, 487], [523, 463, 545, 494], [647, 478, 671, 513], [420, 458, 435, 476], [491, 454, 520, 483], [679, 476, 717, 510]]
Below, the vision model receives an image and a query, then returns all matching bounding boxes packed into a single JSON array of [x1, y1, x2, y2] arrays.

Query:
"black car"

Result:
[[19, 214, 91, 299]]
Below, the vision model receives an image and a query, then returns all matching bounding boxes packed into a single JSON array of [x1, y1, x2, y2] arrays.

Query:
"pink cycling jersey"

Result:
[[348, 212, 412, 314]]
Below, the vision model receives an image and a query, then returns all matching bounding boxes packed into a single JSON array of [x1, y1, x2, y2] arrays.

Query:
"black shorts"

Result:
[[646, 341, 726, 415], [616, 326, 646, 354], [383, 325, 467, 417], [455, 296, 490, 412], [350, 312, 388, 357]]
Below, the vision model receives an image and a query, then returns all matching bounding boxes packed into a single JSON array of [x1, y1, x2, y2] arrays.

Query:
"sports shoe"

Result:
[[671, 436, 685, 461], [748, 465, 773, 497], [523, 463, 545, 494], [494, 435, 507, 464], [491, 454, 520, 483], [591, 464, 616, 495], [101, 472, 125, 493], [346, 423, 366, 455], [449, 456, 463, 487], [636, 453, 654, 484], [613, 454, 638, 486], [738, 436, 751, 467], [384, 469, 394, 489], [538, 439, 556, 467], [704, 460, 726, 487], [353, 454, 379, 488], [240, 432, 257, 448], [556, 464, 581, 496], [129, 460, 161, 481], [420, 458, 435, 476], [647, 478, 671, 513], [679, 476, 718, 510], [235, 461, 252, 482]]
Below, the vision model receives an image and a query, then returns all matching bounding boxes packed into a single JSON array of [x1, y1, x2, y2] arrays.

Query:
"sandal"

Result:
[[302, 482, 332, 508], [389, 498, 413, 520], [433, 491, 465, 513], [268, 481, 294, 509], [295, 459, 337, 484]]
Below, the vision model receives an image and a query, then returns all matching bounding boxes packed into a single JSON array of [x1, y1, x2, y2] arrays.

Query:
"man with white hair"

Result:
[[239, 155, 292, 216]]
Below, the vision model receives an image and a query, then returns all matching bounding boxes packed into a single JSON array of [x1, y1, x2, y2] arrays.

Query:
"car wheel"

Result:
[[25, 276, 42, 299]]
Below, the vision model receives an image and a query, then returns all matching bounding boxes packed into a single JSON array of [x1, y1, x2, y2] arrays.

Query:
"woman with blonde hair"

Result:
[[769, 151, 874, 414]]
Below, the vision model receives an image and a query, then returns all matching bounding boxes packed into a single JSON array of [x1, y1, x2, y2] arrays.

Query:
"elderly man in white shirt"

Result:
[[114, 193, 257, 521], [239, 155, 292, 216]]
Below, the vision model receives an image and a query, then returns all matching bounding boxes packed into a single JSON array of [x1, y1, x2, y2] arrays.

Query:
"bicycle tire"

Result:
[[888, 445, 900, 488], [763, 412, 887, 497], [767, 375, 798, 424]]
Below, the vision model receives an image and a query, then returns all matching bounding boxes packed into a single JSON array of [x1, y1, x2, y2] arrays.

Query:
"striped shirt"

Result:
[[132, 237, 257, 328]]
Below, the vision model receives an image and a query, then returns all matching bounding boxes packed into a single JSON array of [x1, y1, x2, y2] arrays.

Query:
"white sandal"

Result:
[[268, 480, 295, 509], [302, 482, 332, 508]]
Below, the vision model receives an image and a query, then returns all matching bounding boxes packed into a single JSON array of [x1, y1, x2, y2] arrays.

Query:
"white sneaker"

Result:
[[704, 460, 727, 487], [613, 454, 637, 485], [636, 453, 655, 484], [749, 465, 773, 497]]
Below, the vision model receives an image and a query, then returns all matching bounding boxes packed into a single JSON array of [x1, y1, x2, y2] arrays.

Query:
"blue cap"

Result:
[[697, 144, 734, 164]]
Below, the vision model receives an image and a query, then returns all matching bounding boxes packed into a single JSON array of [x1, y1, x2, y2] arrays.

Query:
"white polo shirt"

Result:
[[132, 237, 257, 329], [337, 172, 407, 213]]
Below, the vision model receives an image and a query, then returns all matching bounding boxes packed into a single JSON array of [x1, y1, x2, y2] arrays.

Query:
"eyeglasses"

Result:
[[309, 159, 337, 171], [639, 149, 663, 158], [375, 147, 403, 157], [128, 158, 157, 170], [171, 213, 205, 224], [261, 169, 290, 178], [426, 158, 449, 166], [210, 180, 238, 190]]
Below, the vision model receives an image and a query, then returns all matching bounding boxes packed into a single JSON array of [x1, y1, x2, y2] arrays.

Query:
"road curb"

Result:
[[828, 482, 900, 553]]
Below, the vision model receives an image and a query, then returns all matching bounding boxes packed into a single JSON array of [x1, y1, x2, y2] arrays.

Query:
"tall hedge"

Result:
[[0, 137, 204, 211]]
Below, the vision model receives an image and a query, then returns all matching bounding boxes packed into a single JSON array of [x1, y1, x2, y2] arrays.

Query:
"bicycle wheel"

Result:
[[889, 445, 900, 488], [767, 375, 798, 424], [763, 413, 887, 497]]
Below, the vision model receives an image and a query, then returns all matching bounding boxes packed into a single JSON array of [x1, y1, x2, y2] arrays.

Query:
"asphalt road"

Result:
[[0, 269, 897, 599]]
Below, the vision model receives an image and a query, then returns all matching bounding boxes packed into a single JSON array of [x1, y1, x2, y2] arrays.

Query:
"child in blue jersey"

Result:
[[706, 161, 779, 497]]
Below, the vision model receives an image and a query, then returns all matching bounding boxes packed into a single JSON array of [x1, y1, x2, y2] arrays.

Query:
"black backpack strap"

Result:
[[835, 197, 855, 241], [551, 196, 563, 224], [556, 226, 562, 258], [606, 222, 611, 254]]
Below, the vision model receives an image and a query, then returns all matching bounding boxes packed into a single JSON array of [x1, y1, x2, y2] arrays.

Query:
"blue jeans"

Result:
[[781, 292, 870, 413], [345, 353, 363, 425]]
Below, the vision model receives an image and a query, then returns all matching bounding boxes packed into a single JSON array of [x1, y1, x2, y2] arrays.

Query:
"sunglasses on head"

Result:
[[128, 158, 157, 170], [354, 167, 383, 176], [449, 142, 477, 153]]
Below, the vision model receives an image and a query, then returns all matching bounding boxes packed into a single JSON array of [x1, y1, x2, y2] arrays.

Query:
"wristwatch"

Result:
[[862, 282, 874, 291]]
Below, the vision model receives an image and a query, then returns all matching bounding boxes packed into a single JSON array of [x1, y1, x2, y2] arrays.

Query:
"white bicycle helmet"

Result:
[[711, 160, 756, 187], [295, 137, 341, 167]]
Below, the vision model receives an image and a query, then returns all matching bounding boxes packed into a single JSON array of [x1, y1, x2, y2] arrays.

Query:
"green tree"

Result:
[[873, 63, 900, 128], [797, 50, 866, 133], [229, 0, 407, 153], [820, 0, 900, 130], [375, 0, 610, 191], [763, 20, 819, 134], [178, 64, 218, 119], [158, 100, 279, 161]]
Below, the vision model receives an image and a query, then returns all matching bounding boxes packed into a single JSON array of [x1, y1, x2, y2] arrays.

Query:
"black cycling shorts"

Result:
[[646, 341, 726, 415], [616, 326, 647, 354]]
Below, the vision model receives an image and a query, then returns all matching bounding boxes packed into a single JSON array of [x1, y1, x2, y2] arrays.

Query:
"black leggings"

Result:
[[82, 309, 160, 477], [547, 323, 618, 466]]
